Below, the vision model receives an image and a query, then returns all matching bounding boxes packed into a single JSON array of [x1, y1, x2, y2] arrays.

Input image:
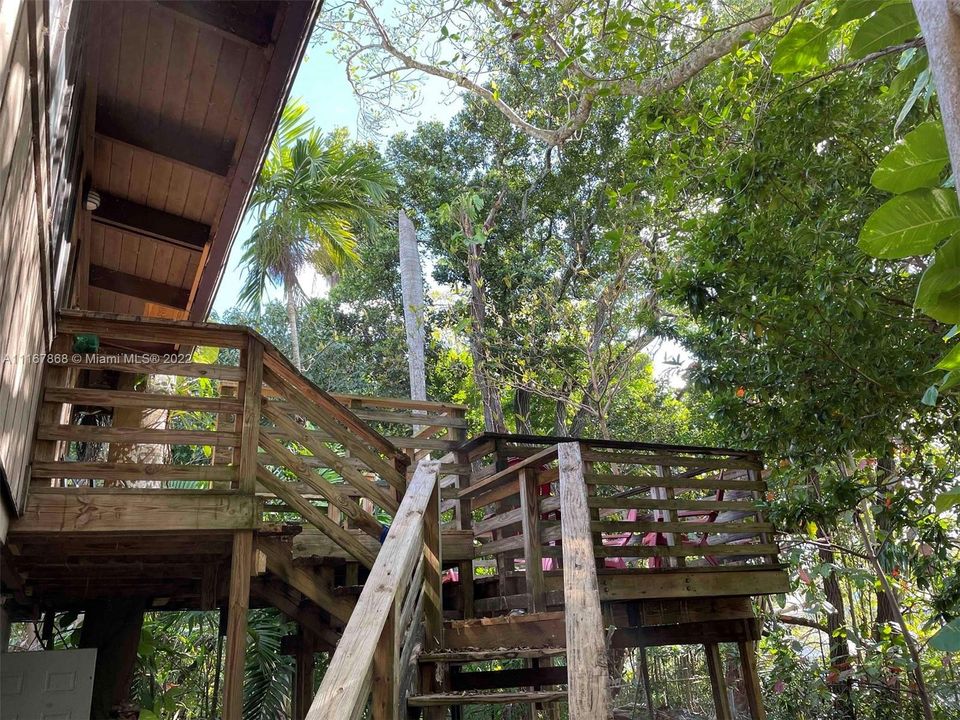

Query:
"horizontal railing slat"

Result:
[[36, 425, 241, 446], [44, 387, 243, 413]]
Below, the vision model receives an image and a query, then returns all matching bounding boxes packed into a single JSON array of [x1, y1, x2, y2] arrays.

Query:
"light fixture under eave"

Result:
[[84, 189, 101, 211]]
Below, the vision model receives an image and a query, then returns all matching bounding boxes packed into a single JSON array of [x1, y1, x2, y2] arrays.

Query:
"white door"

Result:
[[0, 649, 97, 720]]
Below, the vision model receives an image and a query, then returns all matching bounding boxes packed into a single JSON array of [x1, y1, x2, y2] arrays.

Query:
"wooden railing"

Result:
[[29, 311, 462, 566], [454, 435, 779, 614], [309, 459, 442, 719]]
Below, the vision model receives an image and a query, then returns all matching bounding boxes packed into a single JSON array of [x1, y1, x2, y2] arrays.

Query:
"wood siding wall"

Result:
[[0, 0, 81, 541]]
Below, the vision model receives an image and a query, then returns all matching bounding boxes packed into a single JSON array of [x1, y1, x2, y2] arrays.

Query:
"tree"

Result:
[[398, 209, 428, 407], [238, 101, 395, 368], [319, 0, 807, 145]]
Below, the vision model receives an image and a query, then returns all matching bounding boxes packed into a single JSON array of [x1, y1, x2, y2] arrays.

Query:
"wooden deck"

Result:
[[3, 310, 787, 720]]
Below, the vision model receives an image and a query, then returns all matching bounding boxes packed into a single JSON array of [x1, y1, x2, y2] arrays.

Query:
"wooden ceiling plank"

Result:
[[91, 192, 210, 251], [154, 1, 277, 48], [89, 264, 190, 309]]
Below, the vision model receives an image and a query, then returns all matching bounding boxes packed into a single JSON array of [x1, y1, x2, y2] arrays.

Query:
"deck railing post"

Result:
[[557, 442, 611, 720], [372, 597, 399, 720], [238, 338, 263, 497], [655, 465, 684, 568], [222, 530, 253, 720], [519, 467, 546, 612]]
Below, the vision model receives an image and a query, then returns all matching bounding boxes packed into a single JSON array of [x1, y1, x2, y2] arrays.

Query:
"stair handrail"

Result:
[[309, 459, 442, 720]]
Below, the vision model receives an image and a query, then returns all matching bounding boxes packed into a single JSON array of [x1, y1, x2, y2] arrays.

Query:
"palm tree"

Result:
[[238, 101, 395, 369]]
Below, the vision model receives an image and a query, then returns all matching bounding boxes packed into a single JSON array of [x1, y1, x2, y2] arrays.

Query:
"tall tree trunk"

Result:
[[399, 210, 427, 403], [466, 241, 507, 432], [284, 279, 302, 370], [810, 472, 855, 719], [914, 0, 960, 206]]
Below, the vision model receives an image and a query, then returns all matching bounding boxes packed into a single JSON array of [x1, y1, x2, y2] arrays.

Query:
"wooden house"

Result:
[[0, 1, 789, 718]]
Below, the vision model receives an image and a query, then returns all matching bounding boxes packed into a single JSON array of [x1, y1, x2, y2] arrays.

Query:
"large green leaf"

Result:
[[916, 234, 960, 322], [849, 4, 919, 59], [771, 22, 834, 74], [826, 0, 902, 30], [858, 188, 960, 258], [929, 618, 960, 652], [936, 342, 960, 371], [871, 121, 950, 193]]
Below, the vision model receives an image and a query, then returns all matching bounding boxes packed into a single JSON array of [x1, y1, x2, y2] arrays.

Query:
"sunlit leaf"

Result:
[[771, 23, 833, 74], [916, 234, 960, 323], [929, 618, 960, 652], [871, 121, 949, 193], [849, 4, 919, 60], [858, 189, 960, 258]]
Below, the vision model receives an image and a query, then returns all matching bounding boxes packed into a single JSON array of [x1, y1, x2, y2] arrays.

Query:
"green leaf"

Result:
[[826, 0, 885, 29], [934, 489, 960, 513], [929, 618, 960, 652], [772, 0, 798, 15], [771, 23, 834, 74], [916, 235, 960, 323], [858, 188, 960, 258], [941, 369, 960, 392], [857, 188, 960, 258], [871, 121, 949, 193], [895, 68, 933, 133], [921, 384, 939, 406], [935, 342, 960, 370], [849, 4, 919, 60]]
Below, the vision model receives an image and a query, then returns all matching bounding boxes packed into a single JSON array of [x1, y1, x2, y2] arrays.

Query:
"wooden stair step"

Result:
[[451, 665, 568, 691], [407, 691, 568, 707], [419, 647, 566, 663], [443, 611, 567, 650]]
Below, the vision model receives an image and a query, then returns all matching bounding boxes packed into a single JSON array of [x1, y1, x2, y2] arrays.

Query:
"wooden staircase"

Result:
[[409, 620, 569, 712]]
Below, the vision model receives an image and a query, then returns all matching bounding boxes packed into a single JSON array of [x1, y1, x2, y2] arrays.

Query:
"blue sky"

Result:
[[212, 35, 459, 313]]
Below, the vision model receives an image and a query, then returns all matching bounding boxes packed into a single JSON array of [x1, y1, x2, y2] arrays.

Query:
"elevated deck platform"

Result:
[[2, 311, 788, 720]]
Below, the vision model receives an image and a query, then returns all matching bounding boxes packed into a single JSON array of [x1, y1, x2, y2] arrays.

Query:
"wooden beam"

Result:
[[309, 461, 440, 720], [706, 643, 733, 720], [250, 576, 341, 650], [739, 641, 767, 720], [442, 612, 567, 651], [96, 112, 233, 177], [519, 468, 546, 613], [13, 489, 257, 533], [155, 1, 276, 47], [557, 442, 611, 720], [257, 537, 354, 624], [91, 192, 210, 250], [88, 264, 190, 308], [223, 531, 253, 720]]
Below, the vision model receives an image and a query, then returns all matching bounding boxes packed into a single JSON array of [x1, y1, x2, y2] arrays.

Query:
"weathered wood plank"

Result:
[[31, 461, 236, 483], [36, 424, 241, 446], [13, 489, 256, 532], [308, 461, 440, 720], [43, 387, 243, 413], [557, 442, 611, 720], [255, 466, 377, 569], [222, 531, 252, 720]]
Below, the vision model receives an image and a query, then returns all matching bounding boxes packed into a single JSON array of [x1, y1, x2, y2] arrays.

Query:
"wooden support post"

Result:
[[454, 444, 474, 619], [639, 647, 655, 720], [738, 640, 766, 720], [371, 599, 399, 720], [558, 442, 611, 720], [293, 627, 316, 720], [519, 468, 546, 612], [422, 467, 444, 720], [238, 340, 263, 496], [223, 531, 253, 720], [705, 643, 732, 720]]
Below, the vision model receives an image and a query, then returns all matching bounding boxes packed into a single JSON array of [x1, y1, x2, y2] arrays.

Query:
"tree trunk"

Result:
[[819, 531, 855, 720], [466, 241, 507, 432], [399, 210, 427, 403], [914, 0, 960, 205], [284, 279, 303, 370]]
